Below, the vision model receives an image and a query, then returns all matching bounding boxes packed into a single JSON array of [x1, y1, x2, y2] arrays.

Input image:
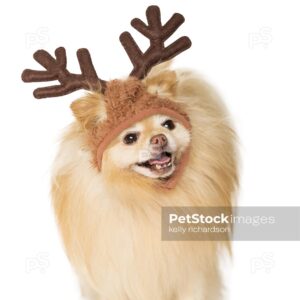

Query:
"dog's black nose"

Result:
[[150, 134, 168, 147]]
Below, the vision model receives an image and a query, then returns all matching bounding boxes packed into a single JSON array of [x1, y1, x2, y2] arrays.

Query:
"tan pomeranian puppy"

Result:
[[51, 62, 238, 300]]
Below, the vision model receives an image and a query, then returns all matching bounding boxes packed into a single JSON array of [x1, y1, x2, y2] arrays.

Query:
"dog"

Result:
[[51, 62, 238, 300]]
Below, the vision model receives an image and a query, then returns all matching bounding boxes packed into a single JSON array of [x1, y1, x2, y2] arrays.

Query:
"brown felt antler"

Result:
[[22, 6, 191, 99], [120, 5, 192, 79], [22, 47, 106, 99]]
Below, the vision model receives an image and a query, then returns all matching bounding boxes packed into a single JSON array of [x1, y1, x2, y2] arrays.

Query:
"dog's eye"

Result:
[[162, 119, 175, 130], [123, 133, 139, 145]]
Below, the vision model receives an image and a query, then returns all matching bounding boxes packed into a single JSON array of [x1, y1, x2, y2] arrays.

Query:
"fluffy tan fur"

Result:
[[51, 63, 238, 300]]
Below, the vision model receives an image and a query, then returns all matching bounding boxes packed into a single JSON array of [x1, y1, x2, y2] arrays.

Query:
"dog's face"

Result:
[[106, 115, 190, 179]]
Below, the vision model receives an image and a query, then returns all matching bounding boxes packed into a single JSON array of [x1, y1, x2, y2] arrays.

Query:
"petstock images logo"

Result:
[[161, 207, 300, 241]]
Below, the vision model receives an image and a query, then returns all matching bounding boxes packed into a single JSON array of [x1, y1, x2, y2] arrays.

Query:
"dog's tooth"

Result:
[[156, 164, 161, 170], [167, 162, 171, 167]]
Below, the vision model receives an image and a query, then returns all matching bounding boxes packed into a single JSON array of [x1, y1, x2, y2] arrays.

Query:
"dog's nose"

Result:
[[150, 134, 168, 147]]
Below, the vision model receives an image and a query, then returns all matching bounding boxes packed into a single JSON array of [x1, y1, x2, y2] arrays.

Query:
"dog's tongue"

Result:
[[149, 153, 171, 165]]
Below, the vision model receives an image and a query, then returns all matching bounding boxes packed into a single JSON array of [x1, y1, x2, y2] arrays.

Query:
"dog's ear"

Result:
[[143, 61, 178, 98], [70, 93, 107, 130]]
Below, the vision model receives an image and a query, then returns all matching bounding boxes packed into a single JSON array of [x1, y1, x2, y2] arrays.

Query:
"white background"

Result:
[[0, 0, 300, 299]]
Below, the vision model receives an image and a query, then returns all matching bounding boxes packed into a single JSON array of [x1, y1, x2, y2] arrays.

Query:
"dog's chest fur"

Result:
[[52, 159, 218, 300]]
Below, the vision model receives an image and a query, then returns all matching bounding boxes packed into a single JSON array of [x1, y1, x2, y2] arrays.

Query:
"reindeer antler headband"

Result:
[[22, 5, 192, 188], [22, 6, 191, 97]]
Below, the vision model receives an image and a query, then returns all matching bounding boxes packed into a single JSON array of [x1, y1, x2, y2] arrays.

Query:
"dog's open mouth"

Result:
[[136, 151, 173, 174]]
